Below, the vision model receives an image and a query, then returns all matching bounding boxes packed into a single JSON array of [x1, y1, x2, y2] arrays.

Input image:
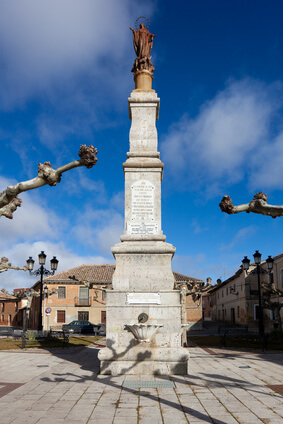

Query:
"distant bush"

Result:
[[269, 329, 283, 341]]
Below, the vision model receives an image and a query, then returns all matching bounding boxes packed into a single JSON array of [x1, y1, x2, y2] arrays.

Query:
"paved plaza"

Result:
[[0, 340, 283, 424]]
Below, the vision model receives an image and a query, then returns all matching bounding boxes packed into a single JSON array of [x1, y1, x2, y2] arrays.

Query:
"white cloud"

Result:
[[191, 218, 209, 234], [0, 0, 154, 108], [172, 253, 206, 280], [0, 240, 112, 292], [72, 206, 123, 254], [0, 176, 63, 248], [172, 253, 240, 284], [62, 169, 107, 204], [110, 191, 124, 211], [250, 132, 283, 190], [161, 79, 283, 195], [220, 225, 257, 251]]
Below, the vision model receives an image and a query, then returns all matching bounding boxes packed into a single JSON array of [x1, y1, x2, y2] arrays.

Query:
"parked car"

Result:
[[62, 320, 100, 334]]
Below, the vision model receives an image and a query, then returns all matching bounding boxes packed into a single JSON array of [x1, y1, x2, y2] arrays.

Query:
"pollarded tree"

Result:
[[0, 257, 27, 273], [219, 192, 283, 218], [0, 145, 98, 219], [178, 278, 212, 345], [262, 281, 283, 331], [0, 145, 98, 275]]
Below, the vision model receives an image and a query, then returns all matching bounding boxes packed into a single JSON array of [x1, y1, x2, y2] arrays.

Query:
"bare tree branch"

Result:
[[0, 145, 98, 219], [15, 288, 57, 331], [262, 281, 283, 330], [219, 192, 283, 218], [0, 257, 27, 273]]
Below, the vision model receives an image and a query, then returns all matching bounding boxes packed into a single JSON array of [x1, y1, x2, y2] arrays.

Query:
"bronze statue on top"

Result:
[[130, 17, 155, 76]]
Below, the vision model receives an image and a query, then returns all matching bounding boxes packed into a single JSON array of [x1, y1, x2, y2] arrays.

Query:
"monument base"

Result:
[[98, 289, 190, 376], [99, 346, 189, 375]]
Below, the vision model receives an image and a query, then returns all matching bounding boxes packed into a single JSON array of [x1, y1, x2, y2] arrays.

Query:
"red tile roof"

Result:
[[0, 290, 18, 300], [173, 271, 201, 283], [43, 264, 201, 284], [209, 268, 243, 293], [44, 264, 115, 284]]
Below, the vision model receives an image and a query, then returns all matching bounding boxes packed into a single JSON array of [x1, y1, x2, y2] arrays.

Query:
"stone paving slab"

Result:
[[0, 343, 282, 423]]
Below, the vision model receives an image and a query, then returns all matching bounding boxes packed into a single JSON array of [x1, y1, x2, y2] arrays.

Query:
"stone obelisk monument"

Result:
[[98, 19, 189, 375]]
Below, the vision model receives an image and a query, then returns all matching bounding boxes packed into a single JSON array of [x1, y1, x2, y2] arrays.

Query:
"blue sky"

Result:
[[1, 0, 283, 291]]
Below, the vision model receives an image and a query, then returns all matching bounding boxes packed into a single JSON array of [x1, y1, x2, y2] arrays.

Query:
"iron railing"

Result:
[[74, 296, 91, 306]]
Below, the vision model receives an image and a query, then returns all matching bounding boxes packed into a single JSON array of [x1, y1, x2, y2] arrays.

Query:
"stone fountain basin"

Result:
[[125, 324, 163, 343]]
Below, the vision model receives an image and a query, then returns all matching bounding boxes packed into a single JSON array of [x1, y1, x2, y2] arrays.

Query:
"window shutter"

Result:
[[57, 310, 65, 323], [280, 269, 283, 288], [58, 287, 66, 299]]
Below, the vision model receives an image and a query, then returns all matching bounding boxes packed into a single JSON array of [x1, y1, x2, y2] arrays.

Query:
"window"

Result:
[[58, 286, 66, 299], [79, 286, 89, 299], [1, 303, 4, 312], [254, 304, 259, 320], [268, 272, 274, 285], [280, 269, 283, 288], [1, 314, 4, 322], [101, 311, 106, 323], [217, 293, 219, 299], [226, 288, 228, 295], [270, 310, 275, 320], [237, 306, 240, 318], [57, 310, 65, 323], [102, 290, 106, 301], [15, 302, 18, 312], [78, 311, 89, 321]]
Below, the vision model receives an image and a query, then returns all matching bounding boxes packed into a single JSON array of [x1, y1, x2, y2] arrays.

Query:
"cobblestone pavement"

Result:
[[0, 342, 282, 424]]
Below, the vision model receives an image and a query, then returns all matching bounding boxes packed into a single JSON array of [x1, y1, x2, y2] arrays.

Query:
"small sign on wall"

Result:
[[126, 293, 161, 304]]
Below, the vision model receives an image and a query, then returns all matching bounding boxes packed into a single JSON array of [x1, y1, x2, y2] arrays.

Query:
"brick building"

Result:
[[173, 272, 204, 330], [28, 265, 204, 331], [202, 290, 213, 321], [208, 253, 283, 332], [0, 290, 23, 327]]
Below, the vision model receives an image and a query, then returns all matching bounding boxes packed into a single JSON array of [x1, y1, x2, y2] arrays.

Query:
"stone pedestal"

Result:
[[98, 90, 189, 375]]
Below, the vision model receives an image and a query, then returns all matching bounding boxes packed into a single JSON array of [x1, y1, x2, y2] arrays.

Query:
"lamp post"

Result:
[[242, 251, 273, 337], [26, 252, 58, 332]]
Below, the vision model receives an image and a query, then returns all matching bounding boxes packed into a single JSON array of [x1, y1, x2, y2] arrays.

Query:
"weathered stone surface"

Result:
[[101, 88, 189, 375]]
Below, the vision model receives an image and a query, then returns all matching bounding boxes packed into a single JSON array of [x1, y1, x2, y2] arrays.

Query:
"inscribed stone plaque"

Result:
[[127, 222, 158, 235], [131, 180, 155, 221], [126, 293, 161, 304]]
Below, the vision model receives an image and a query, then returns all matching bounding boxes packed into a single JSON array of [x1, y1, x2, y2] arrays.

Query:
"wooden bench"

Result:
[[47, 329, 69, 347]]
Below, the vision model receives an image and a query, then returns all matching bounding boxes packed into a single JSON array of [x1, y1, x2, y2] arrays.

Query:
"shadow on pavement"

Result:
[[38, 343, 277, 424]]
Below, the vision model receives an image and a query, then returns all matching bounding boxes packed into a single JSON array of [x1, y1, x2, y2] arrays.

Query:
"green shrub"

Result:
[[269, 329, 283, 341]]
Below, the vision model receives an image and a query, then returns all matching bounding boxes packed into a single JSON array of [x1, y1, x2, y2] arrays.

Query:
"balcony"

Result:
[[74, 296, 92, 306]]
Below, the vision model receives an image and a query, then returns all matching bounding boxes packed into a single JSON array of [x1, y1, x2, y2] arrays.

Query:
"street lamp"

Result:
[[242, 251, 273, 337], [26, 251, 59, 332]]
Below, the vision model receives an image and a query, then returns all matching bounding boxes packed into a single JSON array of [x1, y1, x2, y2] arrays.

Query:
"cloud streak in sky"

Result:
[[161, 79, 283, 195], [72, 206, 124, 254], [0, 0, 153, 108], [0, 240, 110, 292]]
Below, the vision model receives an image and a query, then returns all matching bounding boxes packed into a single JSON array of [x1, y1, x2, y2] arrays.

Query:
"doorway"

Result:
[[78, 311, 89, 321], [101, 311, 106, 323], [231, 308, 235, 324]]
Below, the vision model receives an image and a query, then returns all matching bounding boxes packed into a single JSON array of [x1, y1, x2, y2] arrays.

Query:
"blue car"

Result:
[[62, 320, 99, 334]]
